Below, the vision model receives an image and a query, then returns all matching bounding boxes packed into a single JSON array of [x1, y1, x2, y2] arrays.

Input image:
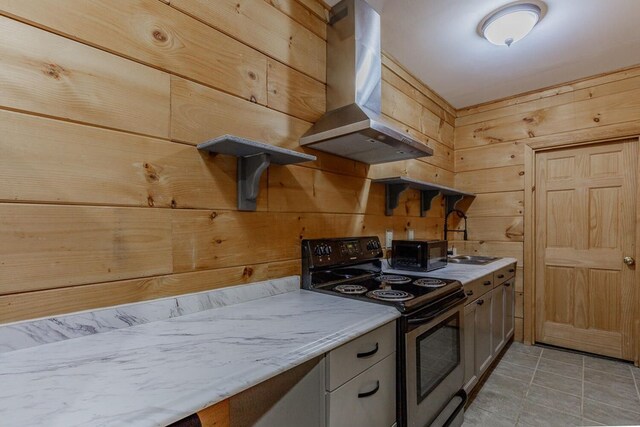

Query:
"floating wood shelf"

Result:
[[372, 176, 475, 216], [198, 135, 316, 211]]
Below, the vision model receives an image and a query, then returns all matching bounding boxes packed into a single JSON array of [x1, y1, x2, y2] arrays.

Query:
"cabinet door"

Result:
[[504, 279, 515, 340], [491, 286, 505, 355], [474, 294, 493, 375], [326, 353, 396, 427], [230, 357, 325, 427], [463, 303, 477, 392]]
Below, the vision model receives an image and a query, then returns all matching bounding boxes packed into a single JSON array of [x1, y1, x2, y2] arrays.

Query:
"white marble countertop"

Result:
[[383, 257, 517, 285], [0, 290, 399, 427]]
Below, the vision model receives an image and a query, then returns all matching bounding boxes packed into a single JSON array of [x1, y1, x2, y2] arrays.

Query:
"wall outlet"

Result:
[[385, 229, 393, 249], [407, 229, 415, 240]]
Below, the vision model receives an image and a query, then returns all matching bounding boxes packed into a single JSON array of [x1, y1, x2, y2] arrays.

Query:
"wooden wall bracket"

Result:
[[198, 135, 316, 211]]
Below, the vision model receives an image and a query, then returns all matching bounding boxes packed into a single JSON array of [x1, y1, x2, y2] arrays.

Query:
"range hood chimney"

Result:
[[299, 0, 433, 164]]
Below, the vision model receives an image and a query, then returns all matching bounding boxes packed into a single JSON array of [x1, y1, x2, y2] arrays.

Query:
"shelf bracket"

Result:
[[385, 183, 410, 216], [238, 153, 270, 211], [445, 194, 466, 215], [420, 190, 440, 217], [197, 135, 316, 212]]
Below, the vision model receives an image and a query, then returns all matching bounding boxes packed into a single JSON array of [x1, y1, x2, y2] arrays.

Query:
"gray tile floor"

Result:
[[463, 342, 640, 426]]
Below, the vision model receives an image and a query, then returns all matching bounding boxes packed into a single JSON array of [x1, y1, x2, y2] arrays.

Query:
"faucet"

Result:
[[444, 209, 468, 241]]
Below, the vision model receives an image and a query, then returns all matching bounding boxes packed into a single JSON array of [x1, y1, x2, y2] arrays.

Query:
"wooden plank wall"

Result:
[[453, 65, 640, 342], [0, 0, 455, 324]]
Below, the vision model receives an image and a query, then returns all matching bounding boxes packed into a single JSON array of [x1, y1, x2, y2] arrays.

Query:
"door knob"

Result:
[[623, 256, 635, 266]]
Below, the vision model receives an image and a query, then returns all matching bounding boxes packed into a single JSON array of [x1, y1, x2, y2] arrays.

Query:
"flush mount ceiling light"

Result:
[[479, 2, 545, 47]]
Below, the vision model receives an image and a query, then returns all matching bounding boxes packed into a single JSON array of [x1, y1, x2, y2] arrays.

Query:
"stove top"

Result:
[[301, 236, 462, 313], [312, 270, 460, 312]]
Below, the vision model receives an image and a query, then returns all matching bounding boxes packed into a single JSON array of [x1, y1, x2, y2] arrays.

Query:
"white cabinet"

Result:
[[326, 322, 397, 427], [474, 293, 493, 375], [463, 263, 516, 394], [228, 321, 397, 427], [463, 302, 477, 391], [504, 279, 515, 340], [326, 321, 395, 391], [326, 353, 396, 427], [491, 285, 505, 355]]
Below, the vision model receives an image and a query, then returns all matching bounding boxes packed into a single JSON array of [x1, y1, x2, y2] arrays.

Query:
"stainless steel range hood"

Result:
[[299, 0, 433, 164]]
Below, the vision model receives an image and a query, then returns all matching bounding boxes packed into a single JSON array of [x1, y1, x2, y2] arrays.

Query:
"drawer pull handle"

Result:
[[358, 381, 380, 398], [497, 274, 505, 279], [505, 283, 511, 287], [508, 269, 515, 273], [465, 290, 474, 296], [483, 281, 492, 286], [477, 299, 485, 306], [357, 343, 379, 358]]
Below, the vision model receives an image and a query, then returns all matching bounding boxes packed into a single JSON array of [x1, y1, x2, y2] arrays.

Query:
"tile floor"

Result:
[[463, 342, 640, 426]]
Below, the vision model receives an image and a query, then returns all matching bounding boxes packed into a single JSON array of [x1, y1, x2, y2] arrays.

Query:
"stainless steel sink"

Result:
[[448, 255, 501, 265]]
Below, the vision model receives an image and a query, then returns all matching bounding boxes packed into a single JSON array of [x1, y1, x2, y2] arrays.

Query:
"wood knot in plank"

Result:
[[243, 267, 254, 278], [152, 29, 168, 43], [143, 162, 160, 182], [42, 63, 66, 80]]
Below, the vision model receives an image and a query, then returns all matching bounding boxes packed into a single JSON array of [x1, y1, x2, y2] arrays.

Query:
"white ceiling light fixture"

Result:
[[479, 2, 545, 47]]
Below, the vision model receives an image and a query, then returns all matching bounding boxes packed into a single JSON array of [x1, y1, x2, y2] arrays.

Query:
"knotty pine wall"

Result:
[[0, 0, 455, 324], [453, 65, 640, 341]]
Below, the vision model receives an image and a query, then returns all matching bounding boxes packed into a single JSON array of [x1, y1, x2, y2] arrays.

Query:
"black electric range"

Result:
[[301, 237, 462, 314], [301, 236, 468, 427]]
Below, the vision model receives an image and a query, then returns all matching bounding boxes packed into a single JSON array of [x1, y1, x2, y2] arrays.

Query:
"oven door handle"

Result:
[[407, 294, 465, 325]]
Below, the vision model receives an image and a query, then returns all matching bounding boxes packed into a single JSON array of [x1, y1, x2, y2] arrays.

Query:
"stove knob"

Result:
[[325, 245, 332, 255], [314, 246, 323, 257]]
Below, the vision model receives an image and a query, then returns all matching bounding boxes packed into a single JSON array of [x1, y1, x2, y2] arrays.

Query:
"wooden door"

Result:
[[535, 140, 638, 360]]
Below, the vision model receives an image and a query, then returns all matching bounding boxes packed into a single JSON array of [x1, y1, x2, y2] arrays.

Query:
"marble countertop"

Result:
[[0, 289, 399, 427], [383, 257, 517, 285]]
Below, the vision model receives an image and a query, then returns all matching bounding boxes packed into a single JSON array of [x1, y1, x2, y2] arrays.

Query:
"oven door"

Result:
[[405, 294, 465, 427]]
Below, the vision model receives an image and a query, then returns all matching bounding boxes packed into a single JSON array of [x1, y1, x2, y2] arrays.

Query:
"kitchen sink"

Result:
[[448, 255, 501, 265]]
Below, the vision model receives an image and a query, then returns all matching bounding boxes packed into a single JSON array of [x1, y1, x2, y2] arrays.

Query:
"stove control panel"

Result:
[[303, 236, 383, 268]]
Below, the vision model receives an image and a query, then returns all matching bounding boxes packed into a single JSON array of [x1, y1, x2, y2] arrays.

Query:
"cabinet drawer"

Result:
[[326, 321, 396, 391], [326, 353, 396, 427], [493, 264, 516, 285], [463, 273, 493, 303]]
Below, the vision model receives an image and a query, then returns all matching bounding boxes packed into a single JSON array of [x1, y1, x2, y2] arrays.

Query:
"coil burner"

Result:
[[366, 289, 414, 302], [413, 278, 447, 288], [375, 274, 412, 285], [334, 284, 368, 295]]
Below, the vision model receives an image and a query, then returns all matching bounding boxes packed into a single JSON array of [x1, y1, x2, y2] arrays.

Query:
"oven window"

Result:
[[416, 313, 460, 403]]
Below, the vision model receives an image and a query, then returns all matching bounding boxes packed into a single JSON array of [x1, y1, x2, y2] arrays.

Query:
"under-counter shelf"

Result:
[[198, 135, 316, 211], [372, 176, 475, 216]]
